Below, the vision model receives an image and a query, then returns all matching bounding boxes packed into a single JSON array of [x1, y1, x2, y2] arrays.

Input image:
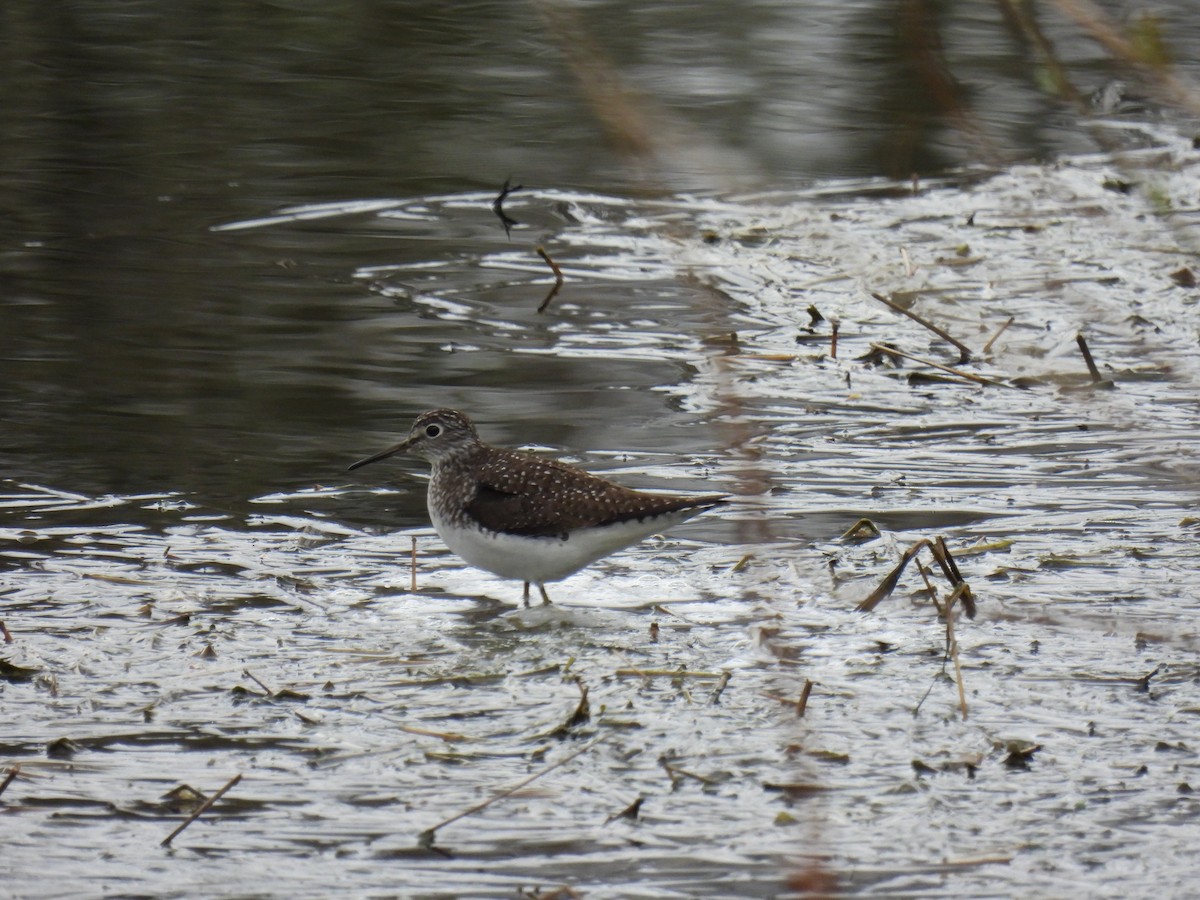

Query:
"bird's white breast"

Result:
[[429, 502, 692, 584]]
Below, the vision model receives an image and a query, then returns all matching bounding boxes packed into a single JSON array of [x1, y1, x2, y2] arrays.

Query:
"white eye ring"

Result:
[[425, 424, 441, 438]]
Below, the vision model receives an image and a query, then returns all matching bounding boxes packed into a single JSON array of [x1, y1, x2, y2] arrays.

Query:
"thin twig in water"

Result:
[[1076, 332, 1102, 382], [546, 676, 591, 738], [602, 795, 643, 825], [982, 316, 1014, 354], [913, 578, 972, 720], [868, 343, 1009, 387], [796, 679, 814, 717], [661, 761, 719, 786], [830, 319, 840, 359], [419, 735, 609, 848], [536, 246, 566, 313], [399, 724, 469, 743], [871, 291, 972, 363], [160, 773, 243, 847], [945, 587, 969, 720], [492, 177, 522, 239], [709, 671, 732, 704], [0, 764, 19, 800], [241, 669, 272, 695], [410, 535, 418, 593]]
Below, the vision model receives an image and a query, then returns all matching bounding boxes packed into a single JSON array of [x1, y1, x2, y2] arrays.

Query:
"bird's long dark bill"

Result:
[[347, 439, 413, 472]]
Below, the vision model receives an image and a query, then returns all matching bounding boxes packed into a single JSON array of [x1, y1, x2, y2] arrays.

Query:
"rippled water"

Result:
[[6, 123, 1200, 896], [6, 1, 1200, 896]]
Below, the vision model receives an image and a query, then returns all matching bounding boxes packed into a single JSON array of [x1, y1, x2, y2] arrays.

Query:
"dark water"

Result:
[[4, 2, 1200, 897], [5, 0, 1200, 512]]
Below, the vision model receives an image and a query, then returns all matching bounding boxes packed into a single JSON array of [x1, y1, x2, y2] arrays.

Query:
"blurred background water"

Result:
[[4, 0, 1198, 512]]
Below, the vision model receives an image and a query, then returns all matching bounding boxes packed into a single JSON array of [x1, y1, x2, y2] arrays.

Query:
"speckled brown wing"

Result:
[[463, 448, 724, 537]]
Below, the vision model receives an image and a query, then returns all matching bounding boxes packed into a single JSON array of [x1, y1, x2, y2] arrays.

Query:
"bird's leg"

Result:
[[538, 583, 552, 605], [523, 581, 531, 608]]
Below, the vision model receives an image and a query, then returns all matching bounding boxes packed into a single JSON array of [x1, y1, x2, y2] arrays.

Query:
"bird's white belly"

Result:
[[431, 507, 671, 584]]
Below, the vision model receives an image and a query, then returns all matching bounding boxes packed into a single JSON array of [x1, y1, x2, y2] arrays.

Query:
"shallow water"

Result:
[[7, 127, 1200, 896], [6, 2, 1200, 897]]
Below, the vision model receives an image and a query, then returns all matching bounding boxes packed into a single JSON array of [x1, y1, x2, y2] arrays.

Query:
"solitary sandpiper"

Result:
[[348, 409, 726, 605]]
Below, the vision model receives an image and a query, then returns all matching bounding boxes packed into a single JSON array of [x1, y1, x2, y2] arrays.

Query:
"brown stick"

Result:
[[536, 246, 566, 313], [868, 343, 1009, 387], [0, 764, 20, 799], [945, 597, 969, 720], [419, 734, 608, 847], [871, 292, 972, 363], [796, 679, 814, 717], [857, 539, 932, 612], [709, 671, 732, 705], [830, 319, 840, 359], [1076, 333, 1102, 382], [982, 316, 1014, 354], [410, 535, 418, 593], [241, 669, 272, 696], [160, 773, 243, 847], [934, 537, 975, 618]]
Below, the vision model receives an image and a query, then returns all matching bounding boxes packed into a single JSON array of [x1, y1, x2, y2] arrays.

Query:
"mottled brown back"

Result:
[[453, 446, 725, 538]]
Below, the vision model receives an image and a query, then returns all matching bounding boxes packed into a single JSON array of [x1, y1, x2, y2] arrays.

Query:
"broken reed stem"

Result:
[[916, 558, 938, 597], [545, 675, 591, 738], [871, 292, 973, 363], [935, 537, 975, 617], [662, 761, 718, 786], [420, 734, 609, 847], [709, 671, 732, 704], [492, 177, 522, 239], [1076, 332, 1102, 382], [935, 536, 965, 584], [945, 586, 969, 720], [868, 342, 1009, 387], [160, 773, 243, 847], [536, 246, 566, 313], [982, 316, 1014, 354], [0, 764, 20, 799], [241, 669, 272, 695], [830, 319, 839, 359], [796, 679, 814, 717], [858, 535, 975, 619], [603, 795, 643, 825], [399, 724, 469, 743], [857, 539, 932, 612], [614, 668, 726, 678], [410, 535, 418, 593]]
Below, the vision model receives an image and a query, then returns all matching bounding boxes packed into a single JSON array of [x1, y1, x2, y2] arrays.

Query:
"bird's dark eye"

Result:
[[425, 424, 441, 438]]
